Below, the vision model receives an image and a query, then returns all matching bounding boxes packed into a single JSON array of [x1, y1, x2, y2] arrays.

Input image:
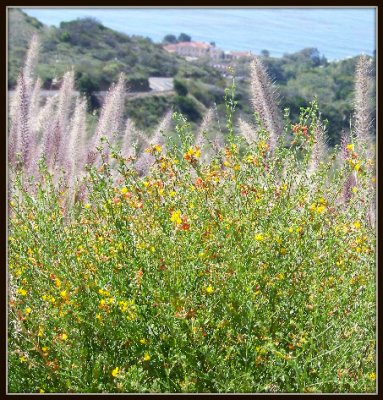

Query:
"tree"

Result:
[[173, 96, 201, 122], [173, 79, 188, 96], [178, 33, 191, 42], [163, 34, 177, 44], [77, 72, 99, 95], [76, 72, 101, 110], [127, 76, 150, 92], [261, 49, 270, 58]]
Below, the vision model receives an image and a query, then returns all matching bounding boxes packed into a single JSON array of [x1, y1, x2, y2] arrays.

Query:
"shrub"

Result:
[[8, 38, 376, 393], [127, 76, 150, 92], [173, 95, 201, 122], [173, 79, 188, 97]]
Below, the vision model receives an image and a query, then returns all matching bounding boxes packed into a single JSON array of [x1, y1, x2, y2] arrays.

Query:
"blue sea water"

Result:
[[19, 7, 376, 61]]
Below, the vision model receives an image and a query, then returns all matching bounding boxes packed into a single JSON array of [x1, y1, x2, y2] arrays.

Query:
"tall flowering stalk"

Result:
[[354, 55, 372, 152], [352, 55, 375, 227], [9, 73, 31, 171], [338, 129, 356, 204], [238, 117, 257, 145], [88, 73, 126, 165], [307, 121, 327, 178], [57, 70, 75, 131], [67, 96, 88, 180], [249, 57, 283, 152], [43, 120, 62, 172], [194, 108, 215, 162], [36, 95, 57, 133], [195, 108, 213, 148], [122, 118, 138, 159], [37, 70, 75, 174], [22, 34, 39, 94], [28, 77, 42, 134]]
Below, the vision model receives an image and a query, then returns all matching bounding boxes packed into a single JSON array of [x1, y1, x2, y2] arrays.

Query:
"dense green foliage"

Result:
[[125, 96, 173, 131], [8, 103, 376, 393]]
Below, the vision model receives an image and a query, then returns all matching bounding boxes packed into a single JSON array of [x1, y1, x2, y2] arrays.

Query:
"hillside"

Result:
[[8, 9, 223, 92], [8, 9, 375, 144]]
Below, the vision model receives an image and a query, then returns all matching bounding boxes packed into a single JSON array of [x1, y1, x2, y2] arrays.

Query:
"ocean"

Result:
[[20, 7, 376, 61]]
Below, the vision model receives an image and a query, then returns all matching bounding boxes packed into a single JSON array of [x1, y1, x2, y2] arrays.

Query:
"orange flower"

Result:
[[195, 177, 204, 188]]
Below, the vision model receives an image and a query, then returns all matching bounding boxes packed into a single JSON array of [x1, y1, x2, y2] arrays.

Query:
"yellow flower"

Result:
[[346, 143, 354, 151], [84, 203, 91, 209], [19, 356, 27, 362], [112, 367, 120, 377], [369, 372, 376, 380], [354, 163, 361, 171], [316, 205, 326, 214], [121, 187, 128, 195], [25, 307, 32, 314], [39, 389, 45, 393], [140, 338, 147, 345], [206, 285, 214, 294], [170, 210, 182, 225], [143, 353, 151, 361], [255, 233, 264, 241], [42, 346, 49, 353], [99, 288, 110, 296], [119, 300, 128, 312], [288, 227, 293, 233], [96, 313, 102, 321], [352, 186, 358, 193], [353, 221, 361, 229], [17, 288, 27, 296], [61, 333, 68, 341], [60, 290, 68, 300], [54, 278, 61, 288]]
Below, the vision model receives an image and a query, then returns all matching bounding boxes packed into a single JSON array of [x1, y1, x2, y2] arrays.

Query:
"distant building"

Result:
[[227, 51, 252, 60], [163, 41, 224, 60]]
